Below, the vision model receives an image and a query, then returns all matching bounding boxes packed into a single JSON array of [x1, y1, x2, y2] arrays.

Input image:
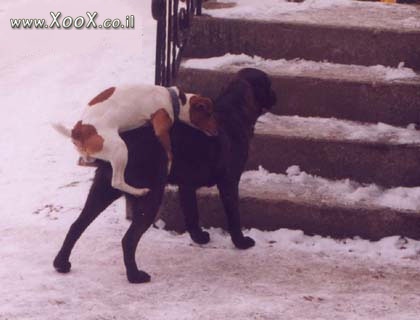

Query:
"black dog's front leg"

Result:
[[178, 185, 210, 245], [217, 178, 255, 249], [53, 172, 121, 273]]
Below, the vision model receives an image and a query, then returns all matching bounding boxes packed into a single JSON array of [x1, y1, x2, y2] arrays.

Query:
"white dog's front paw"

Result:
[[132, 188, 150, 197]]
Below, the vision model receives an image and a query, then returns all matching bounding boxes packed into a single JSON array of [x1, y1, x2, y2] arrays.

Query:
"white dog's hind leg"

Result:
[[97, 133, 150, 197]]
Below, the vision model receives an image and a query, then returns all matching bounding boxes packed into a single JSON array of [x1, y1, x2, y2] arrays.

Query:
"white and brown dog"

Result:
[[53, 84, 217, 196]]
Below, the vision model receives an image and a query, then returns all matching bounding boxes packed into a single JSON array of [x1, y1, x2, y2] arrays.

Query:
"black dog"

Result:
[[168, 68, 276, 248], [53, 68, 276, 283]]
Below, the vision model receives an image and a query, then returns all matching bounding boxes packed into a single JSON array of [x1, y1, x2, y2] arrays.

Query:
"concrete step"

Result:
[[158, 168, 420, 241], [248, 113, 420, 187], [178, 58, 420, 126], [186, 2, 420, 69]]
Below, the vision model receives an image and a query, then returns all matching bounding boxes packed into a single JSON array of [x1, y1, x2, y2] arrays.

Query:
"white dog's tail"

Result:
[[51, 122, 71, 138]]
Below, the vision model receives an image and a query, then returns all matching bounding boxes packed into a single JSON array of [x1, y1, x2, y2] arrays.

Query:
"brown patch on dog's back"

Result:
[[88, 87, 116, 106], [71, 121, 104, 154]]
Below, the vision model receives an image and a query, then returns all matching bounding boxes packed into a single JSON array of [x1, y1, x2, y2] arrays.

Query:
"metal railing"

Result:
[[152, 0, 202, 86]]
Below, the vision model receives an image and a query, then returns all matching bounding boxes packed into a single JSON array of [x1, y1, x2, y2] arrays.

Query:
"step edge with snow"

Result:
[[248, 130, 420, 188], [158, 186, 420, 241], [184, 16, 420, 70], [177, 66, 420, 127]]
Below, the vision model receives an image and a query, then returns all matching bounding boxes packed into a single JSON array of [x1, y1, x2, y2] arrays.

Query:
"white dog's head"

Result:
[[178, 90, 218, 136]]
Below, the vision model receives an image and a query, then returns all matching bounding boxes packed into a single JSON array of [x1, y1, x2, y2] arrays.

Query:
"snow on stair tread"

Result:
[[204, 0, 420, 32], [256, 113, 420, 146], [182, 54, 420, 83], [189, 166, 420, 214]]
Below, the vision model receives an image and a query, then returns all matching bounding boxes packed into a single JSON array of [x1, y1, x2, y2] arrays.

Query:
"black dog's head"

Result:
[[214, 67, 277, 138], [237, 68, 277, 116]]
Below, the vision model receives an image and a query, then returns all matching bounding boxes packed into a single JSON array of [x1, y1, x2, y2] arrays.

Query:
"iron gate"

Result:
[[152, 0, 202, 86]]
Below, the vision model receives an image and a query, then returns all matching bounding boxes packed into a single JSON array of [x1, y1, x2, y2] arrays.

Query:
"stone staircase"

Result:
[[158, 1, 420, 240]]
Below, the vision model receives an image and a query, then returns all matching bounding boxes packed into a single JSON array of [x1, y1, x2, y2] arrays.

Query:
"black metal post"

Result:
[[196, 0, 202, 15], [152, 0, 202, 86]]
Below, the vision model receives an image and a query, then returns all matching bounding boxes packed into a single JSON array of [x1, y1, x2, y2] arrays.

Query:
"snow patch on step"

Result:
[[245, 228, 420, 262], [166, 164, 420, 260], [257, 113, 420, 145], [204, 0, 420, 30], [241, 165, 420, 212], [151, 220, 420, 262], [183, 54, 418, 81], [204, 0, 353, 18]]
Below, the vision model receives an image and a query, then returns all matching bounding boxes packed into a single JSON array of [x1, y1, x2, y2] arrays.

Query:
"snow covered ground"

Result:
[[2, 0, 420, 319]]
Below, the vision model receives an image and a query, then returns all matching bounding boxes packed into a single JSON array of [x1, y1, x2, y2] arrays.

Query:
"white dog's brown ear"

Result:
[[189, 95, 199, 107], [189, 96, 218, 136], [190, 95, 214, 113]]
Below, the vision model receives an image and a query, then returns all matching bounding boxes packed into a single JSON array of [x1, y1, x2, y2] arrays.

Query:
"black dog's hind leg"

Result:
[[178, 185, 210, 245], [217, 178, 255, 250], [53, 173, 121, 273], [122, 190, 163, 283]]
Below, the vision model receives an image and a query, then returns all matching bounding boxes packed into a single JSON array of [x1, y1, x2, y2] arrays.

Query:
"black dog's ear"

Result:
[[176, 87, 187, 105], [237, 68, 276, 112]]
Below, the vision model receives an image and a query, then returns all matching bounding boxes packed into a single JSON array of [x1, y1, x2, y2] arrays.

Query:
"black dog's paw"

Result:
[[127, 270, 151, 284], [232, 236, 255, 250], [189, 228, 210, 245], [53, 256, 71, 273]]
